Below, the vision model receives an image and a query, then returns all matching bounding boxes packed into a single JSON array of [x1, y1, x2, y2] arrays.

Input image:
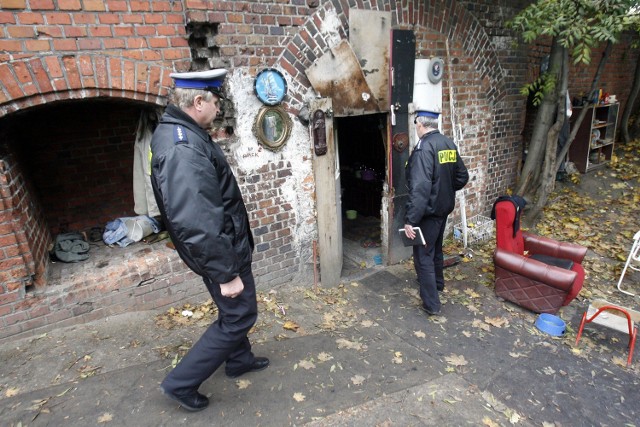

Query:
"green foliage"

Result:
[[521, 73, 557, 106], [509, 0, 639, 102], [508, 0, 638, 65]]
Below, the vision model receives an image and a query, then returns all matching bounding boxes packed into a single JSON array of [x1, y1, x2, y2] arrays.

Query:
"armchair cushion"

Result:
[[523, 232, 588, 264], [529, 254, 574, 270]]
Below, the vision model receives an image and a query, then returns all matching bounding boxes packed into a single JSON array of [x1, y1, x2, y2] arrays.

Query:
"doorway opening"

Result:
[[336, 114, 387, 276]]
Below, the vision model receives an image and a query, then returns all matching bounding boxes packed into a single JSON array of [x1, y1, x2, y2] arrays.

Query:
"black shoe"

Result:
[[161, 387, 209, 412], [226, 357, 270, 378], [421, 305, 441, 316]]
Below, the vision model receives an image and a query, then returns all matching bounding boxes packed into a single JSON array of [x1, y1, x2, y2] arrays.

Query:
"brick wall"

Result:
[[0, 0, 191, 340], [241, 161, 298, 283], [523, 35, 640, 150], [9, 101, 142, 235], [0, 150, 39, 291], [0, 0, 637, 341]]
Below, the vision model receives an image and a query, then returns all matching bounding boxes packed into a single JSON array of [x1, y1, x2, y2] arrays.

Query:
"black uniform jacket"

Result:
[[405, 130, 469, 224], [150, 105, 254, 285]]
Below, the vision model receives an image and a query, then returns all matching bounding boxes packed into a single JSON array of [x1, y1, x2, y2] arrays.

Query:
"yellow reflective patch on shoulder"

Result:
[[438, 150, 457, 164], [148, 148, 153, 175]]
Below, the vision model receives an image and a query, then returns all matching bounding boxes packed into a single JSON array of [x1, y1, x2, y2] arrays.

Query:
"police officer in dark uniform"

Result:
[[404, 111, 469, 315], [150, 69, 269, 412]]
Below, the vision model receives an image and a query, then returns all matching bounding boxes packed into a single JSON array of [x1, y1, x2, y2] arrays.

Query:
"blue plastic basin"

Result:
[[535, 313, 566, 336]]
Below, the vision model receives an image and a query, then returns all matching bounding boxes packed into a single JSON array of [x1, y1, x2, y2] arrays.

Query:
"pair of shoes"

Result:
[[421, 305, 441, 316], [161, 387, 209, 412], [226, 357, 270, 378], [88, 226, 103, 242]]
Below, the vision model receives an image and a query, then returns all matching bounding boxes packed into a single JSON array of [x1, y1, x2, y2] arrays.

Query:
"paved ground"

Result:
[[1, 259, 639, 426], [3, 142, 640, 426]]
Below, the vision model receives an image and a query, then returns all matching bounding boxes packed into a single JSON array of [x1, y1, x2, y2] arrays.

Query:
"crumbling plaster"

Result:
[[226, 69, 318, 272]]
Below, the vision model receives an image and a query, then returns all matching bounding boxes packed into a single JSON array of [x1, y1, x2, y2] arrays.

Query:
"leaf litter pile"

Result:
[[443, 140, 640, 370]]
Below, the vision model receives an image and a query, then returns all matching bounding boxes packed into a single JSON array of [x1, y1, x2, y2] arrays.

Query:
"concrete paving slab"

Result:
[[305, 374, 534, 427], [1, 268, 639, 426], [0, 317, 446, 426]]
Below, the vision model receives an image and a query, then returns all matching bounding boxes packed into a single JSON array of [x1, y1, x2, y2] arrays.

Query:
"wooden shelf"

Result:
[[568, 103, 618, 174]]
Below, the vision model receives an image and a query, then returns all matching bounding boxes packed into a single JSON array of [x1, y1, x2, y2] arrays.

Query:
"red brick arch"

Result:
[[277, 0, 507, 110], [0, 55, 174, 118]]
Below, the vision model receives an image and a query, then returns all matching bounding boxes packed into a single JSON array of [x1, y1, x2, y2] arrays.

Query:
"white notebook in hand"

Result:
[[398, 227, 426, 246]]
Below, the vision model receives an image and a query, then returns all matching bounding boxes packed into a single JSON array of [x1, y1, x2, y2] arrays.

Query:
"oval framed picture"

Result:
[[252, 105, 292, 152]]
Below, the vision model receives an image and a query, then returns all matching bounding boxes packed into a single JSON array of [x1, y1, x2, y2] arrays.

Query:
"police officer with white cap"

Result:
[[150, 69, 269, 412], [404, 111, 468, 316]]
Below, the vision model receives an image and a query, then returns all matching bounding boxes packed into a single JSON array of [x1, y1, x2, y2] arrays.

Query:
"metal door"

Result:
[[387, 29, 416, 264]]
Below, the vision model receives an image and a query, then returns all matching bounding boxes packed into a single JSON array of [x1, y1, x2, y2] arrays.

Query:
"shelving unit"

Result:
[[569, 103, 619, 173]]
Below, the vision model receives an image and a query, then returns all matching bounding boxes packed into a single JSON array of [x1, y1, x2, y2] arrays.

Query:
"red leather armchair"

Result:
[[493, 197, 587, 314]]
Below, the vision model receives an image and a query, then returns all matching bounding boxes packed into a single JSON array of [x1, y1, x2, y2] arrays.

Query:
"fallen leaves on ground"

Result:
[[97, 413, 113, 423], [283, 320, 299, 331], [317, 352, 333, 362], [336, 338, 366, 351], [445, 354, 468, 366], [350, 375, 365, 385], [454, 140, 640, 373], [296, 359, 316, 370], [236, 379, 251, 389], [484, 316, 509, 328], [155, 300, 217, 329]]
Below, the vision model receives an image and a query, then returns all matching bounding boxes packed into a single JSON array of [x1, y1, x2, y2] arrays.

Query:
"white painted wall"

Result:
[[227, 69, 318, 281]]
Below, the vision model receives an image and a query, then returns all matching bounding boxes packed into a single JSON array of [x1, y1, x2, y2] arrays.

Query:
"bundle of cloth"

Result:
[[103, 215, 161, 247]]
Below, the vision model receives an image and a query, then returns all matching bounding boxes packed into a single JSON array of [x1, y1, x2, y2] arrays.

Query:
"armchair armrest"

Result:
[[494, 248, 577, 292], [522, 232, 587, 264]]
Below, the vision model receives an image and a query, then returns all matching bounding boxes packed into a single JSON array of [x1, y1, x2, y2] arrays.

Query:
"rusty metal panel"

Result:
[[305, 40, 380, 117], [349, 9, 391, 111]]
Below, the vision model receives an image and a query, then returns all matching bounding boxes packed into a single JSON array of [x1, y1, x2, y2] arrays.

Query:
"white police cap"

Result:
[[170, 69, 227, 98]]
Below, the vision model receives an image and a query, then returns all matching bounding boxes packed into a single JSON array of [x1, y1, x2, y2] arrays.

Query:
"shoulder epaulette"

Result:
[[173, 125, 188, 144]]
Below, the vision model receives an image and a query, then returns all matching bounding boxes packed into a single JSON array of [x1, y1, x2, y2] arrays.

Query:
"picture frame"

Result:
[[254, 68, 288, 106], [252, 105, 292, 152]]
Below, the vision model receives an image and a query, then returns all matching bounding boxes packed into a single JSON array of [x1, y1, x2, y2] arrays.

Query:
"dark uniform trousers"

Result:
[[161, 267, 258, 395], [412, 217, 447, 312]]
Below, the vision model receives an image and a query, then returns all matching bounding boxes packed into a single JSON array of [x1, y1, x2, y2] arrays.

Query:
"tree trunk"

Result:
[[631, 110, 640, 139], [526, 49, 569, 225], [516, 39, 564, 199], [621, 52, 640, 144], [556, 41, 613, 171]]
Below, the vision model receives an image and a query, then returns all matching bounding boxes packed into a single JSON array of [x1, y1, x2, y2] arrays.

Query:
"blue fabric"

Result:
[[103, 219, 127, 245], [103, 216, 161, 247]]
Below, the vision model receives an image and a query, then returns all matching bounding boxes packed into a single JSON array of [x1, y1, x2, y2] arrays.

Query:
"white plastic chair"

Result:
[[617, 230, 640, 296]]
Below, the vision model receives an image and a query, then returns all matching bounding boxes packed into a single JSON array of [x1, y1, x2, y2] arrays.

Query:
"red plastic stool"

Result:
[[575, 300, 638, 367]]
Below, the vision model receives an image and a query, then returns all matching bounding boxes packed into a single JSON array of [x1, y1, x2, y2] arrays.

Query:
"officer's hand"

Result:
[[220, 276, 244, 298], [404, 224, 416, 239]]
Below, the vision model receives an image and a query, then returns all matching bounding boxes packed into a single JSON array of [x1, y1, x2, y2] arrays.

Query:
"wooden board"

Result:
[[587, 299, 640, 334], [349, 9, 391, 110], [306, 40, 380, 117]]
